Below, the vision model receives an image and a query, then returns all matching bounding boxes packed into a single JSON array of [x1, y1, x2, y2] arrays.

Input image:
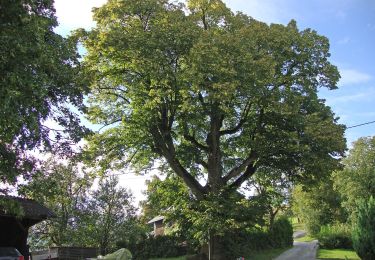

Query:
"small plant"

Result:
[[352, 196, 375, 260]]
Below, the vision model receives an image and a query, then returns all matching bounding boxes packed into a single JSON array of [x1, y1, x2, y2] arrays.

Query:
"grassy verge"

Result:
[[295, 235, 316, 242], [246, 247, 292, 260], [317, 249, 360, 260]]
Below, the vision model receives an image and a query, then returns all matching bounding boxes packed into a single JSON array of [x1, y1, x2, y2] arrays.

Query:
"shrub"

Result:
[[223, 228, 271, 258], [352, 197, 375, 260], [317, 224, 352, 249], [269, 217, 294, 248], [120, 235, 187, 260], [223, 218, 293, 258]]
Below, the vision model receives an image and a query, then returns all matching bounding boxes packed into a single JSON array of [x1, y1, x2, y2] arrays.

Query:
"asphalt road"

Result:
[[274, 240, 318, 260]]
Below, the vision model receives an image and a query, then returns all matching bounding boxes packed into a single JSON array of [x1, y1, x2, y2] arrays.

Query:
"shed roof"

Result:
[[148, 215, 164, 224], [0, 195, 56, 220]]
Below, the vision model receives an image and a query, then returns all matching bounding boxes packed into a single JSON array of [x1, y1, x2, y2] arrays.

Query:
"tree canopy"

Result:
[[81, 0, 345, 198], [333, 136, 375, 217], [0, 0, 88, 185]]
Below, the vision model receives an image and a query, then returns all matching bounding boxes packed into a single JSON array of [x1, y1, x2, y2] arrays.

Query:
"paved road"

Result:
[[293, 230, 307, 239], [274, 240, 318, 260]]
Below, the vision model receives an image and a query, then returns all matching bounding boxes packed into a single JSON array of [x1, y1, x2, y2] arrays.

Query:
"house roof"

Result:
[[0, 195, 56, 220], [147, 215, 164, 224]]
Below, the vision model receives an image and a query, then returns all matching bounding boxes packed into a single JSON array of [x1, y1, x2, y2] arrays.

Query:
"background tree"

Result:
[[246, 167, 292, 229], [333, 136, 375, 219], [0, 0, 88, 187], [291, 180, 346, 235], [79, 0, 346, 257], [19, 158, 92, 248], [79, 177, 137, 255]]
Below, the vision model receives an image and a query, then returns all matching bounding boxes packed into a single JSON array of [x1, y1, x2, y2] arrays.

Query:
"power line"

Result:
[[347, 120, 375, 129]]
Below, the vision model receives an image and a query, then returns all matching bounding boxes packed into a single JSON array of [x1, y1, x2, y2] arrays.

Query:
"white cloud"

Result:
[[339, 69, 372, 86], [54, 0, 107, 32]]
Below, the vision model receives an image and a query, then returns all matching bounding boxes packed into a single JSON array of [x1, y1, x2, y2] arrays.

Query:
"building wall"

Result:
[[154, 220, 165, 236]]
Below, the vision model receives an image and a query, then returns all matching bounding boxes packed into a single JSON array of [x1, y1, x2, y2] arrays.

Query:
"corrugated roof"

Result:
[[0, 195, 56, 220], [147, 215, 164, 224]]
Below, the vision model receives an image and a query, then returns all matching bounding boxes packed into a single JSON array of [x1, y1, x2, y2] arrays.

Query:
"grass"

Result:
[[317, 249, 360, 260], [295, 234, 316, 242], [246, 247, 292, 260], [149, 247, 291, 260]]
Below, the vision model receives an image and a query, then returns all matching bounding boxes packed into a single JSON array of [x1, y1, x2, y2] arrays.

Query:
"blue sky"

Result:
[[54, 0, 375, 147]]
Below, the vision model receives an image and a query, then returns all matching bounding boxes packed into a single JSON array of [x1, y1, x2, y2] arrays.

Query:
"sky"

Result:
[[53, 0, 375, 205]]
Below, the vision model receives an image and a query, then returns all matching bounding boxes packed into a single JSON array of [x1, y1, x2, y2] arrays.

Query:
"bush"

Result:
[[223, 218, 293, 258], [352, 197, 375, 260], [317, 224, 352, 249], [223, 228, 271, 258], [120, 235, 187, 260], [269, 217, 294, 248]]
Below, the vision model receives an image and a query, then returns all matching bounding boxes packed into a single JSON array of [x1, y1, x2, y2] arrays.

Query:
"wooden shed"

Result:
[[0, 195, 55, 258], [148, 216, 165, 236]]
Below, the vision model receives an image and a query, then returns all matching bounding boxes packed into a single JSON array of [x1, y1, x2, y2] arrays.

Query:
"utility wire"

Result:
[[347, 120, 375, 129]]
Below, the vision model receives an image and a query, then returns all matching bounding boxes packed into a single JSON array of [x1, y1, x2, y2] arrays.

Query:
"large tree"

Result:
[[0, 0, 88, 186], [79, 0, 346, 257]]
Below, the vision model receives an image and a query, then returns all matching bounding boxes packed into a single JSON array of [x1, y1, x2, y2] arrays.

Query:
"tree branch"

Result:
[[223, 151, 257, 183], [229, 163, 257, 189], [183, 133, 209, 152], [220, 100, 251, 136]]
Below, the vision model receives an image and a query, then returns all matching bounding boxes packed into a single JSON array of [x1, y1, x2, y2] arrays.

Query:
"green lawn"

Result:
[[295, 234, 316, 242], [149, 247, 291, 260], [317, 249, 360, 260]]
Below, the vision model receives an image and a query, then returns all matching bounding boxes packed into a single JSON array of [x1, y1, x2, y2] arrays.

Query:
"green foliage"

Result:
[[246, 166, 292, 228], [223, 219, 293, 258], [292, 181, 346, 235], [80, 0, 345, 254], [317, 224, 352, 249], [21, 160, 138, 253], [120, 235, 187, 260], [333, 136, 375, 220], [0, 0, 89, 183], [352, 196, 375, 260], [141, 174, 267, 248], [268, 217, 294, 248], [19, 158, 93, 248], [80, 0, 345, 196], [223, 228, 272, 258], [77, 177, 137, 255]]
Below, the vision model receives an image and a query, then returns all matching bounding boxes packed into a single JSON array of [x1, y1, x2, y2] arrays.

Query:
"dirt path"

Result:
[[274, 240, 318, 260]]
